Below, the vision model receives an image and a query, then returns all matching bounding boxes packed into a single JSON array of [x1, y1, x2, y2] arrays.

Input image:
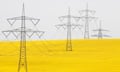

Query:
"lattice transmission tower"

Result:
[[79, 4, 97, 39], [2, 4, 45, 72], [92, 20, 110, 39], [55, 8, 82, 51]]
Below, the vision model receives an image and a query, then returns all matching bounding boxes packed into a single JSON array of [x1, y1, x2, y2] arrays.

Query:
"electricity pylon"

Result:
[[2, 4, 44, 72], [79, 3, 97, 39], [55, 8, 82, 51], [92, 20, 110, 39]]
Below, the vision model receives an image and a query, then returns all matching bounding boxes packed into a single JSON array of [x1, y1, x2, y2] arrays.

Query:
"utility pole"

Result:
[[56, 7, 82, 51], [92, 20, 110, 39], [79, 3, 97, 39], [2, 4, 45, 72]]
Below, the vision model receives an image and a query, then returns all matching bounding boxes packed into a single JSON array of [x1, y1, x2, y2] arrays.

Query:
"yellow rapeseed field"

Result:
[[0, 39, 119, 72]]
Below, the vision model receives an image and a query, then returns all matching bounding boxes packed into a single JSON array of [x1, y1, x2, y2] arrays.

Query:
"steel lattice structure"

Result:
[[79, 4, 97, 39], [92, 20, 110, 39], [55, 8, 82, 51], [2, 4, 45, 72]]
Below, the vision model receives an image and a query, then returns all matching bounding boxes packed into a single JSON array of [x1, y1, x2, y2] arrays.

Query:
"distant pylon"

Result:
[[2, 3, 45, 72], [79, 3, 97, 39], [55, 7, 82, 51], [92, 20, 110, 39]]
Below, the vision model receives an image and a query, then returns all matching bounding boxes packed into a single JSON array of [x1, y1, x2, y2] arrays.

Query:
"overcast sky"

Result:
[[0, 0, 119, 40]]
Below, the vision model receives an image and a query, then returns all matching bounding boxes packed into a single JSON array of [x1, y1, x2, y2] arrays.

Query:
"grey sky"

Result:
[[0, 0, 119, 40]]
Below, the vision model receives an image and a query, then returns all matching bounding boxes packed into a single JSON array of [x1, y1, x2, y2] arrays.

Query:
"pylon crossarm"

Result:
[[59, 16, 81, 23], [93, 29, 109, 31], [59, 16, 70, 22], [55, 24, 67, 29], [79, 9, 96, 12], [81, 16, 98, 22], [92, 34, 111, 37], [7, 16, 40, 26], [7, 16, 40, 20], [2, 31, 20, 39], [79, 10, 96, 15], [80, 16, 97, 19], [2, 29, 44, 39], [21, 16, 40, 25], [103, 35, 111, 37], [7, 19, 16, 26], [73, 17, 81, 22], [91, 34, 99, 37], [59, 16, 68, 18], [35, 31, 45, 38], [7, 16, 22, 20], [71, 24, 83, 30], [59, 15, 80, 18], [26, 31, 44, 38], [2, 31, 11, 38]]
